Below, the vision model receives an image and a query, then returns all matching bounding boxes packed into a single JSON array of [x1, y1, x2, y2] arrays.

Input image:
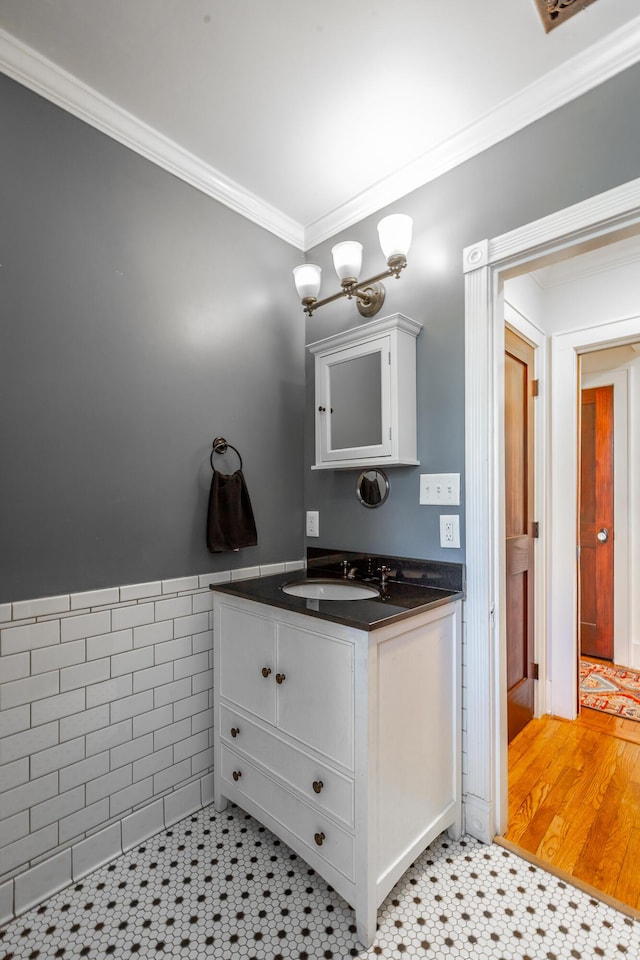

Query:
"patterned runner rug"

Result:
[[579, 659, 640, 720]]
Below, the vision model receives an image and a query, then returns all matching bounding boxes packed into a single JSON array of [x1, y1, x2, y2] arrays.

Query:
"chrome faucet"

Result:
[[377, 565, 390, 588]]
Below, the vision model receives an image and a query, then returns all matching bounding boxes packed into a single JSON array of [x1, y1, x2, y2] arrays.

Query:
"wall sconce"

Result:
[[293, 214, 412, 318]]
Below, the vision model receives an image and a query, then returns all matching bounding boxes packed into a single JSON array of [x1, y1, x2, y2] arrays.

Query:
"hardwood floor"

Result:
[[504, 710, 640, 912]]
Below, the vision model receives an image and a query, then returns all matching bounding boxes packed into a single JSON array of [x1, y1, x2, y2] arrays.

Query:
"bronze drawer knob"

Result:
[[261, 666, 272, 678], [230, 727, 240, 738], [312, 780, 324, 794], [275, 673, 286, 684], [232, 770, 242, 782], [314, 831, 325, 846]]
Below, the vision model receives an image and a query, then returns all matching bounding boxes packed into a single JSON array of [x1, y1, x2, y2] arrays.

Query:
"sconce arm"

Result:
[[304, 257, 407, 317]]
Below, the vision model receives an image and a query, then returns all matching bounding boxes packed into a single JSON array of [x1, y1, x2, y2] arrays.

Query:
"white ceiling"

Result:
[[1, 0, 640, 249]]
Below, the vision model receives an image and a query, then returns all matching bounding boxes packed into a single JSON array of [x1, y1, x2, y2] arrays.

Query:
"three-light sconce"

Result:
[[293, 214, 412, 318]]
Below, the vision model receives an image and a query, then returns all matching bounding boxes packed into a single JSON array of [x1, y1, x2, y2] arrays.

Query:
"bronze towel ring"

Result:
[[210, 437, 243, 471]]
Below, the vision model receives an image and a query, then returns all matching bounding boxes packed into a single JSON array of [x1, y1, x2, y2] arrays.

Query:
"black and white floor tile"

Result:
[[1, 804, 638, 959]]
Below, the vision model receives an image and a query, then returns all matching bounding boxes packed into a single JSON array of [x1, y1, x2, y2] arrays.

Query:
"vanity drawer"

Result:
[[220, 744, 355, 882], [220, 704, 354, 828]]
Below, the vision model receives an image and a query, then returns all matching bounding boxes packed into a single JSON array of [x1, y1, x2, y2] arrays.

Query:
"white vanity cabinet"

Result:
[[213, 593, 461, 948], [307, 313, 422, 469]]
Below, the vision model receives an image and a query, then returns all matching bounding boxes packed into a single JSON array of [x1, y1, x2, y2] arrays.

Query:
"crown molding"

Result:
[[2, 18, 640, 255], [303, 16, 640, 250], [0, 29, 305, 250]]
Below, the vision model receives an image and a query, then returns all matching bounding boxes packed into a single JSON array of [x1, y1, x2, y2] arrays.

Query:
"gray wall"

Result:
[[304, 62, 640, 562], [0, 75, 305, 603]]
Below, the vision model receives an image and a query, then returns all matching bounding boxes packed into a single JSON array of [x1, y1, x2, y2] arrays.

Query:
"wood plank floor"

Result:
[[505, 709, 640, 911]]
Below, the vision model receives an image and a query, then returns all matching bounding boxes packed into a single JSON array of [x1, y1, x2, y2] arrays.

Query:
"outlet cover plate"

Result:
[[439, 514, 460, 548]]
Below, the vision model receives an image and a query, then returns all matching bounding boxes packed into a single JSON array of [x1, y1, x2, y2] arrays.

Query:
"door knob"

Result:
[[314, 832, 325, 846], [597, 528, 609, 543], [275, 673, 286, 684], [230, 727, 240, 738], [312, 780, 324, 794], [261, 666, 272, 678], [232, 770, 242, 782]]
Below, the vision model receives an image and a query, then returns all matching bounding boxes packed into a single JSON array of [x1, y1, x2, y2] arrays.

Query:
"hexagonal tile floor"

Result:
[[1, 804, 638, 958]]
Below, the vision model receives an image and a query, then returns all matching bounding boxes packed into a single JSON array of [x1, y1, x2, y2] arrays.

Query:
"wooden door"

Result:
[[579, 385, 614, 660], [505, 328, 536, 742]]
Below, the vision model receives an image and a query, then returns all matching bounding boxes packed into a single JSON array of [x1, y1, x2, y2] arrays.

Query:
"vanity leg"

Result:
[[355, 899, 377, 949], [447, 803, 463, 841], [213, 781, 228, 813], [356, 918, 378, 950], [448, 820, 462, 841]]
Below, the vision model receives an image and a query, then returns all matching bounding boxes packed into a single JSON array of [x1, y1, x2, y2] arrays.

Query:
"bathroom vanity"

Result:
[[212, 554, 463, 948]]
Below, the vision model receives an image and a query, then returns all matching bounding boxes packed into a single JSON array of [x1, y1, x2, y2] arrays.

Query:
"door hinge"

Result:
[[388, 352, 392, 365], [531, 521, 539, 539], [389, 426, 392, 440], [531, 662, 540, 681], [532, 379, 540, 397]]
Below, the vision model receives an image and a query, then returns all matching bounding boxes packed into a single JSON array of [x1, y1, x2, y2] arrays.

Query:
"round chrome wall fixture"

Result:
[[356, 469, 390, 508]]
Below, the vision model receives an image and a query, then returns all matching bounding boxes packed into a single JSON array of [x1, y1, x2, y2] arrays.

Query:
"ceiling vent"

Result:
[[534, 0, 601, 32]]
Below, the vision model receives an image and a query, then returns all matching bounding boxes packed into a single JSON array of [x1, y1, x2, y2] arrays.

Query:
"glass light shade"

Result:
[[377, 214, 413, 260], [293, 263, 322, 301], [331, 241, 363, 282]]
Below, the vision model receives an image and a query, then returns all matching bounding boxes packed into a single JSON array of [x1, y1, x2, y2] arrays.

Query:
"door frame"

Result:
[[462, 176, 640, 844]]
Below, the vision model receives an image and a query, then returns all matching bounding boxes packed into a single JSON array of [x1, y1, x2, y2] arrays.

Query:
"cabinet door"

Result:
[[276, 624, 354, 770], [218, 604, 276, 723], [317, 336, 391, 463]]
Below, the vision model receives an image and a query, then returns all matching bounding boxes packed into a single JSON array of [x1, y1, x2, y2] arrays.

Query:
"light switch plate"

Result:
[[419, 473, 460, 505]]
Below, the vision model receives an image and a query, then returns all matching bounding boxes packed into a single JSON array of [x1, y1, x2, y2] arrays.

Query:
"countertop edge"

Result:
[[209, 577, 463, 632]]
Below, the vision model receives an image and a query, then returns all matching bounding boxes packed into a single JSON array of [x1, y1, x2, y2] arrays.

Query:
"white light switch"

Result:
[[306, 511, 319, 537], [419, 473, 460, 505]]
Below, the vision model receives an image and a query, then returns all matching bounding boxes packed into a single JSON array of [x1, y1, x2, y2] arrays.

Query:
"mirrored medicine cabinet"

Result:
[[307, 313, 422, 470]]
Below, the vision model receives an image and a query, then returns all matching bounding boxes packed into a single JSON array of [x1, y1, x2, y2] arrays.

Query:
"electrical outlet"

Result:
[[306, 510, 319, 537], [419, 473, 460, 505], [439, 514, 460, 548]]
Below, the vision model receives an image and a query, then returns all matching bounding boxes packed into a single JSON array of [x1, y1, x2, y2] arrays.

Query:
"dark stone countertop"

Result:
[[209, 550, 464, 632]]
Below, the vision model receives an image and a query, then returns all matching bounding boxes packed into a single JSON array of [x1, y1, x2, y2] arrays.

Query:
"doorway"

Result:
[[579, 343, 638, 671], [579, 383, 614, 661], [504, 327, 536, 742], [502, 336, 640, 908], [462, 175, 640, 847]]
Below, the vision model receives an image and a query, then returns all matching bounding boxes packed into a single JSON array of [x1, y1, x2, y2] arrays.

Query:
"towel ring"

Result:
[[210, 437, 243, 471]]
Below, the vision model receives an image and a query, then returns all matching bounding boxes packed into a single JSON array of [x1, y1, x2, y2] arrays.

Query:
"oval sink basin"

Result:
[[282, 579, 380, 601]]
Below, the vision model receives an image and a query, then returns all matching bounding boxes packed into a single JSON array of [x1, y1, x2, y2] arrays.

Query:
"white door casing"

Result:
[[462, 176, 640, 844]]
